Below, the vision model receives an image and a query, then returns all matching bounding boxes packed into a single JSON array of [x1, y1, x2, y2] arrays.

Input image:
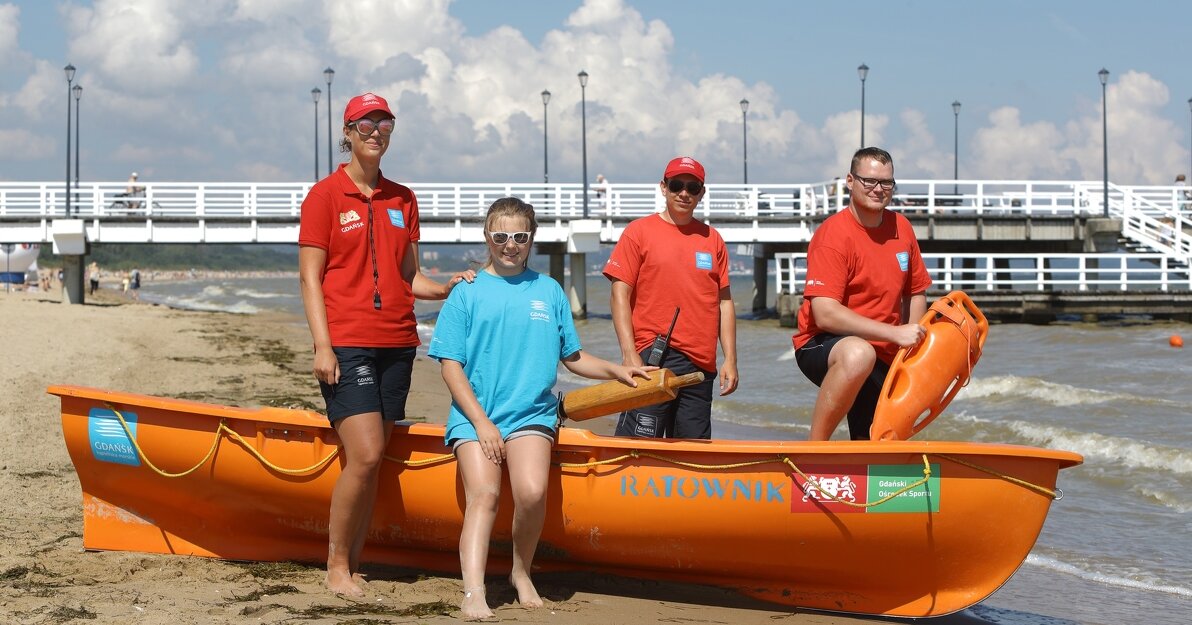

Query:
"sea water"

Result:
[[136, 274, 1192, 625]]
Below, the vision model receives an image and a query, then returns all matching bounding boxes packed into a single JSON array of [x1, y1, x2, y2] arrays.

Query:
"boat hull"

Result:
[[50, 385, 1081, 617]]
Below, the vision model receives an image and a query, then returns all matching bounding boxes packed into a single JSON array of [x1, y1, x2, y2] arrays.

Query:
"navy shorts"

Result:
[[795, 333, 890, 440], [319, 346, 416, 422], [615, 347, 715, 439]]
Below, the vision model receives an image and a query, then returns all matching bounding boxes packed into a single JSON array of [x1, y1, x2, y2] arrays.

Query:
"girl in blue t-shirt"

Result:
[[429, 197, 651, 620]]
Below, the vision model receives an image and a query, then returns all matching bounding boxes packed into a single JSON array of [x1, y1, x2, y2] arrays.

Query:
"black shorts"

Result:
[[449, 423, 557, 452], [615, 347, 715, 439], [319, 346, 416, 422], [795, 333, 890, 441]]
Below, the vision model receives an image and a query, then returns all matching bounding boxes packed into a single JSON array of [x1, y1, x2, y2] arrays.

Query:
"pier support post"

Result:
[[61, 255, 85, 304], [549, 252, 564, 287], [51, 219, 88, 305], [568, 253, 588, 320], [565, 219, 602, 321], [752, 254, 768, 313], [535, 242, 567, 290]]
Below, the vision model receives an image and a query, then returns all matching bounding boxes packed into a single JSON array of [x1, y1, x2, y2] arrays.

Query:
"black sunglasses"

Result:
[[666, 179, 704, 195]]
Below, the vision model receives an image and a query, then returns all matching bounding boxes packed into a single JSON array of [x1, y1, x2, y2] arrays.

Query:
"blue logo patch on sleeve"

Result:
[[88, 407, 141, 466], [387, 209, 406, 228], [896, 251, 909, 272], [695, 252, 713, 270]]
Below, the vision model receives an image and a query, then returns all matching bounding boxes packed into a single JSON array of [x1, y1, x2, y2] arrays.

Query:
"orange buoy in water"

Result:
[[1171, 335, 1184, 348], [871, 291, 990, 441]]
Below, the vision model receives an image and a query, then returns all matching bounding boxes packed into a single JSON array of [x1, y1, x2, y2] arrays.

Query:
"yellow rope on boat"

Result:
[[935, 453, 1059, 499], [102, 403, 339, 477], [99, 402, 1060, 501], [384, 452, 456, 467], [559, 450, 1062, 504], [557, 449, 778, 470]]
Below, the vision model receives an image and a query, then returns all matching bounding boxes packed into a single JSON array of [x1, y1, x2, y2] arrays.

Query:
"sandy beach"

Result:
[[0, 289, 992, 624]]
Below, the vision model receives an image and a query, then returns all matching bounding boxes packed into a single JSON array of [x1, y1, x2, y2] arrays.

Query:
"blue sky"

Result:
[[1, 0, 1188, 185]]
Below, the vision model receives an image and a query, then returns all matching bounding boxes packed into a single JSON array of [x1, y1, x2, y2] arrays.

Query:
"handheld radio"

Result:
[[646, 307, 680, 366]]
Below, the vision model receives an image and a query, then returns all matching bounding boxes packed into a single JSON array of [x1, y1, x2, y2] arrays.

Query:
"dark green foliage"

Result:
[[38, 243, 298, 271]]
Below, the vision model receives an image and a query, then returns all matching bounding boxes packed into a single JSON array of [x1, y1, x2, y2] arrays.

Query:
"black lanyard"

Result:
[[368, 198, 381, 309]]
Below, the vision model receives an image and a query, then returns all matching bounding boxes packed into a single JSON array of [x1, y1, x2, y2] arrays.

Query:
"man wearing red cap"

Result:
[[603, 156, 738, 439], [299, 92, 473, 596]]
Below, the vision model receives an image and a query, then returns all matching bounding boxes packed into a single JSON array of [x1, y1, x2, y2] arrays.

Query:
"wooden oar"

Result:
[[560, 369, 706, 422]]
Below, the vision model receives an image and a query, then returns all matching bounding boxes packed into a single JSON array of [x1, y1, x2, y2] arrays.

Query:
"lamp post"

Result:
[[73, 84, 82, 203], [857, 63, 868, 149], [740, 98, 750, 184], [324, 67, 334, 176], [952, 100, 961, 195], [542, 89, 551, 184], [311, 88, 321, 182], [1099, 68, 1109, 218], [64, 64, 75, 217], [1187, 97, 1191, 181], [578, 70, 589, 219]]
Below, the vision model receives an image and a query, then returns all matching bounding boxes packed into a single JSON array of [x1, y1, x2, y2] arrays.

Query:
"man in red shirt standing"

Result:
[[603, 156, 738, 439], [794, 147, 931, 441]]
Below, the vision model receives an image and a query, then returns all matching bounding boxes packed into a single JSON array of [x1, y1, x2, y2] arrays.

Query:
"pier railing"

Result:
[[775, 252, 1192, 295], [2, 179, 1189, 220], [2, 180, 1189, 260]]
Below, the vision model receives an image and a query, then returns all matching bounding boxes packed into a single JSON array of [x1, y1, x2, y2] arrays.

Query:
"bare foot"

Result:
[[351, 573, 369, 586], [509, 572, 543, 608], [461, 585, 494, 620], [325, 569, 365, 597]]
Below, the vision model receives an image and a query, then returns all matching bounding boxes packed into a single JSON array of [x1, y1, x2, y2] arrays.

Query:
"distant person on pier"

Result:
[[430, 197, 651, 620], [604, 156, 738, 440], [298, 91, 474, 598], [794, 147, 932, 441], [126, 172, 143, 209], [595, 173, 611, 213], [1176, 174, 1189, 206]]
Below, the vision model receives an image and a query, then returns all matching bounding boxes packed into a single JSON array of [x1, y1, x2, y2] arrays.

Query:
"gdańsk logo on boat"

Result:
[[88, 407, 141, 467]]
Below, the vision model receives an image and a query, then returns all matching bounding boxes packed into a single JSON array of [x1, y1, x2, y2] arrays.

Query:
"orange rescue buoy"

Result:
[[871, 291, 989, 441], [1171, 335, 1184, 348]]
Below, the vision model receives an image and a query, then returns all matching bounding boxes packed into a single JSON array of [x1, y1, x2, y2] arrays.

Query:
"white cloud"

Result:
[[1061, 70, 1185, 185], [970, 107, 1069, 180], [0, 128, 53, 164], [64, 0, 210, 93], [0, 3, 18, 57], [895, 109, 948, 179], [328, 0, 464, 73]]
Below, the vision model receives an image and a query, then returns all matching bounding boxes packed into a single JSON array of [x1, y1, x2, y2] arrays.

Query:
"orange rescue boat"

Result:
[[51, 384, 1081, 618]]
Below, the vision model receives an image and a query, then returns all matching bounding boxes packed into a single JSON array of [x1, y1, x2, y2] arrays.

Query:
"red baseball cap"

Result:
[[663, 156, 705, 182], [343, 92, 394, 123]]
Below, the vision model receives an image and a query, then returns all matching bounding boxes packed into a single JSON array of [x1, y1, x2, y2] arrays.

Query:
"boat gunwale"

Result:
[[48, 384, 1083, 468]]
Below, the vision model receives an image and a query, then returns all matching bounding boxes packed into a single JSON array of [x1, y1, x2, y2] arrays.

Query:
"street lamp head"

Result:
[[1187, 96, 1191, 112], [324, 67, 335, 84], [542, 89, 551, 105], [857, 63, 869, 82], [64, 64, 76, 82], [1098, 68, 1109, 85], [952, 100, 961, 115], [740, 98, 749, 114], [73, 84, 83, 101], [578, 70, 588, 88], [312, 87, 321, 103]]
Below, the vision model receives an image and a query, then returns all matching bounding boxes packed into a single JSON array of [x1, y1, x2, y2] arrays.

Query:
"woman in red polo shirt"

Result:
[[298, 92, 472, 597]]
